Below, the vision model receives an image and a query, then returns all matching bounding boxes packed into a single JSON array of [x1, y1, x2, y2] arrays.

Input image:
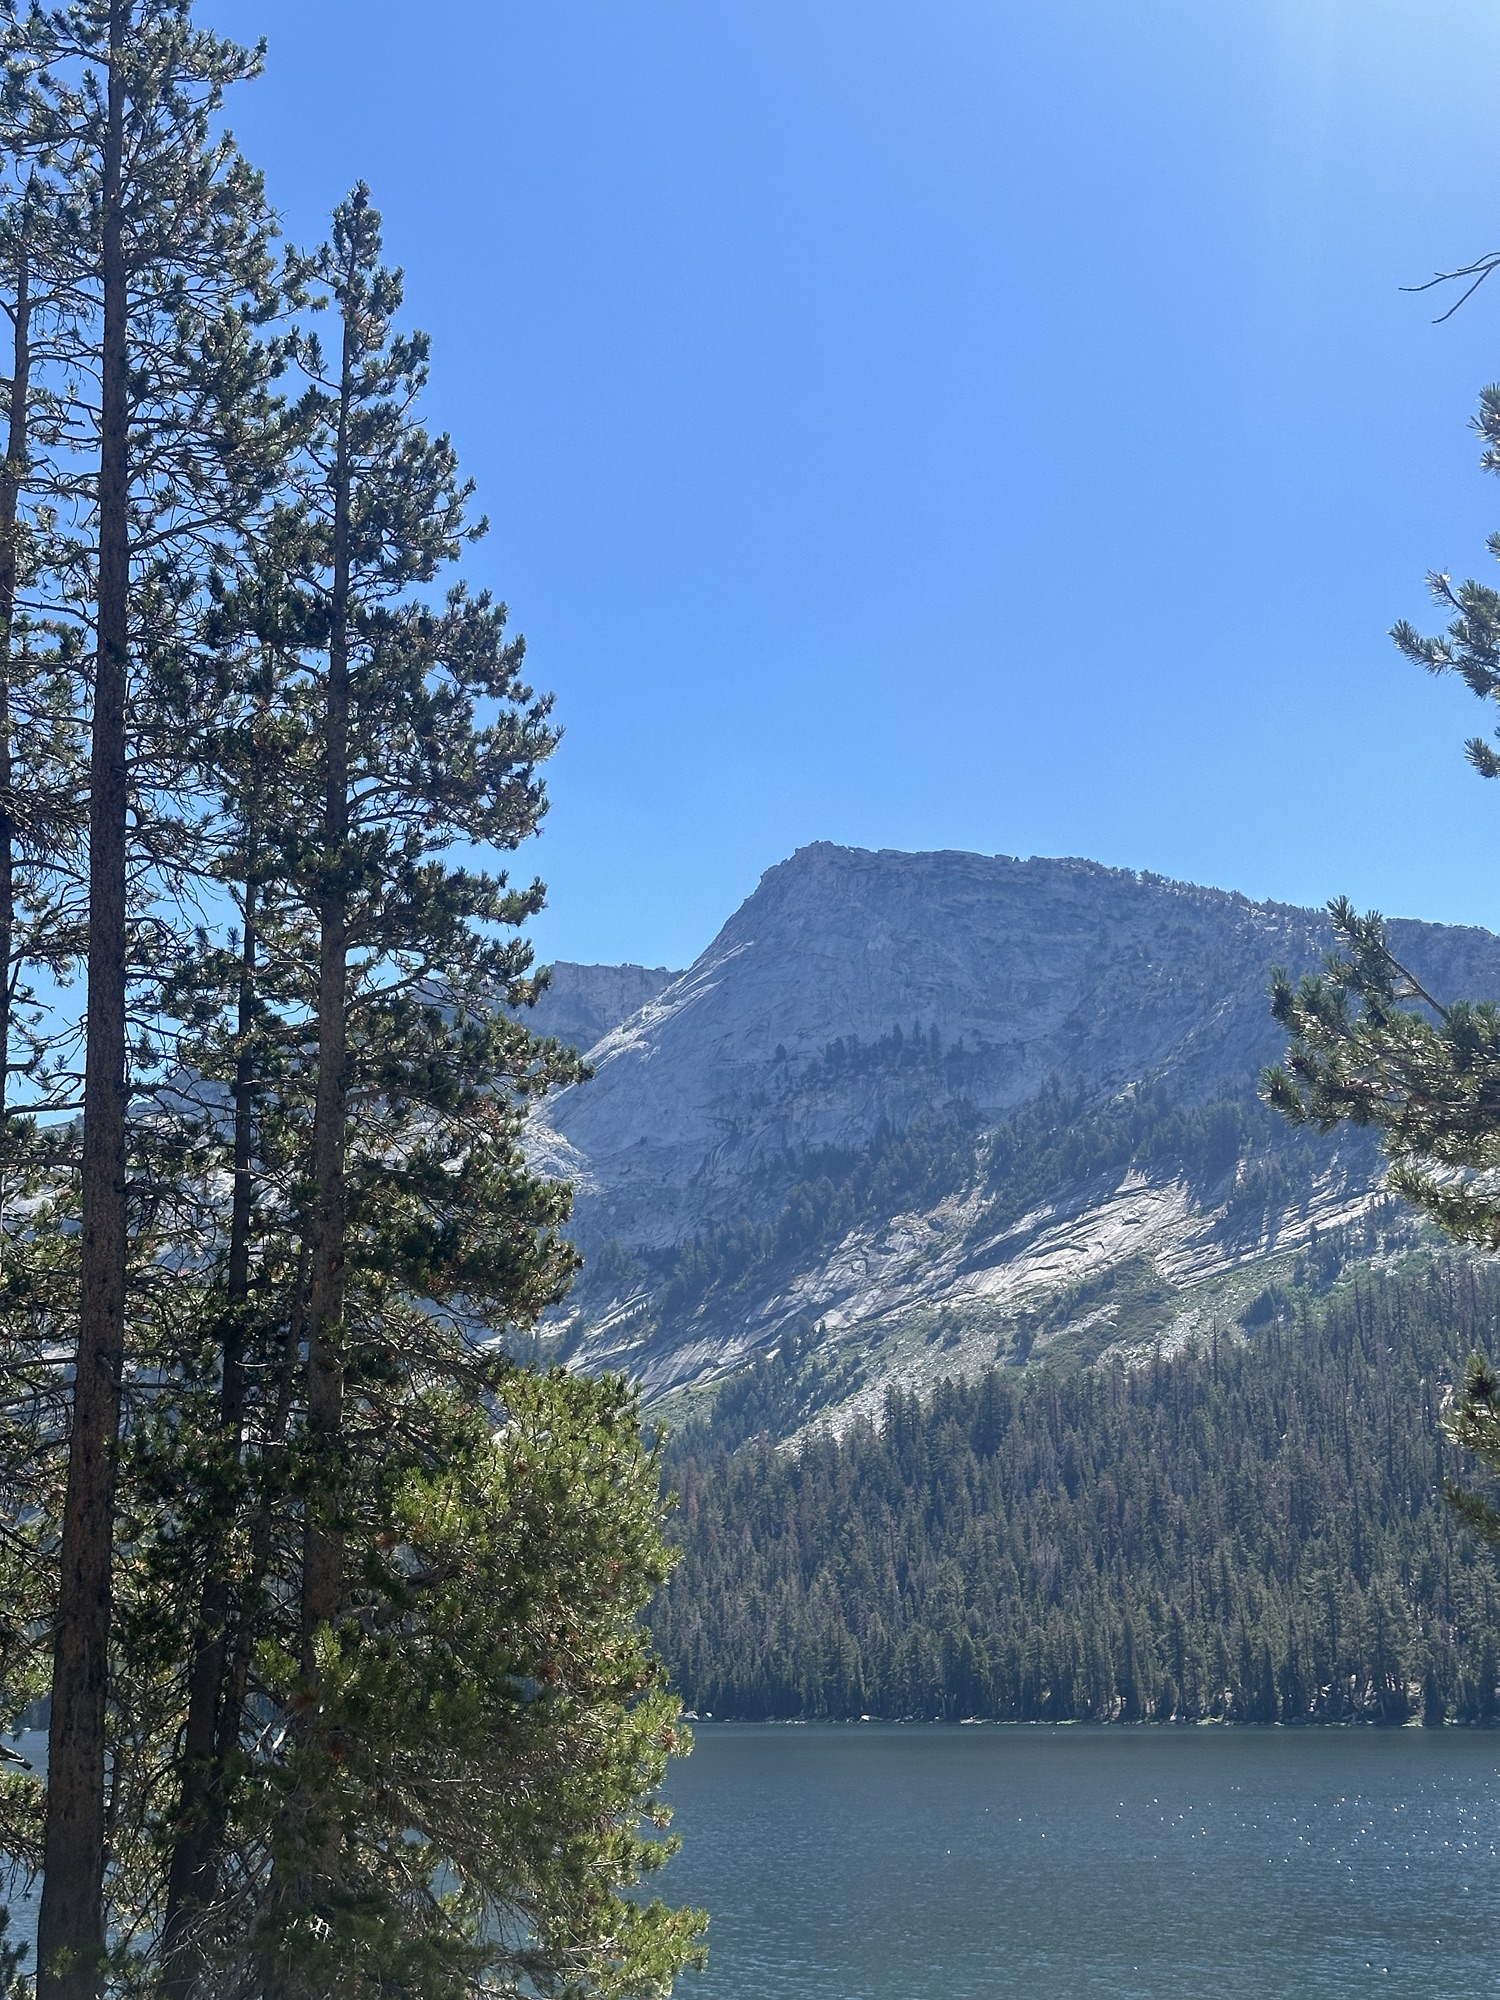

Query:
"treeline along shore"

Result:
[[652, 1258, 1500, 1724]]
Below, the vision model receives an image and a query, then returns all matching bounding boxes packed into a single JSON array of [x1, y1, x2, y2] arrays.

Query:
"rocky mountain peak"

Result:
[[525, 846, 1500, 1411]]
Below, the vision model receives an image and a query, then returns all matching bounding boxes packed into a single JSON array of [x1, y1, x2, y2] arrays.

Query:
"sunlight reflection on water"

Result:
[[659, 1724, 1500, 2000]]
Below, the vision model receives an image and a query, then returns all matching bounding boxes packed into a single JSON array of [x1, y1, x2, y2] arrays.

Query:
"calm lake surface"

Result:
[[657, 1725, 1500, 1999]]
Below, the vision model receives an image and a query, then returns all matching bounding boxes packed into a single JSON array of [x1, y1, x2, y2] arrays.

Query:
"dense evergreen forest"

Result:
[[652, 1257, 1500, 1724]]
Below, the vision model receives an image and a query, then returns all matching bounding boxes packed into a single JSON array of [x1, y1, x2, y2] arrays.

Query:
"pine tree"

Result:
[[1262, 371, 1500, 1556], [0, 7, 284, 1993], [0, 23, 705, 1995], [0, 161, 81, 1957], [128, 187, 705, 1998], [153, 636, 286, 1997]]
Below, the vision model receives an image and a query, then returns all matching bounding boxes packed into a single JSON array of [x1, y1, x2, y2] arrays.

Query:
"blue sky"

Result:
[[206, 0, 1500, 970]]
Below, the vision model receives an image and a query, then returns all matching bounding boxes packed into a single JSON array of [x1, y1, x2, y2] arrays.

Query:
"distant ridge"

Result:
[[526, 960, 677, 1056]]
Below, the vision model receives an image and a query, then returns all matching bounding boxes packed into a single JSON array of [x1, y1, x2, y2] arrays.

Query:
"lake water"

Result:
[[657, 1725, 1500, 1999]]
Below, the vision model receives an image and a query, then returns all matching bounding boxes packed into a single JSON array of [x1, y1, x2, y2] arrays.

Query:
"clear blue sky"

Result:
[[206, 0, 1500, 970]]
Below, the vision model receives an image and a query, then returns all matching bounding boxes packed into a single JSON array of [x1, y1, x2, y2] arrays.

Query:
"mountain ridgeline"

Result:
[[532, 845, 1500, 1424]]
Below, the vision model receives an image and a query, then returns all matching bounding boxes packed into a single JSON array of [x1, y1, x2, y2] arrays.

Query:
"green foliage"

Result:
[[1390, 377, 1500, 782], [1267, 369, 1500, 1593], [239, 1366, 705, 2000], [0, 25, 704, 1995], [798, 1022, 982, 1092], [113, 186, 705, 1999], [1266, 899, 1500, 1249], [976, 1078, 1345, 1239], [663, 1321, 870, 1456], [654, 1258, 1500, 1725], [0, 1905, 29, 2000]]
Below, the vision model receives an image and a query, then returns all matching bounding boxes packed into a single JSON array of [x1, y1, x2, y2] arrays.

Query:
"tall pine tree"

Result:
[[129, 188, 705, 1998], [2, 7, 283, 1993]]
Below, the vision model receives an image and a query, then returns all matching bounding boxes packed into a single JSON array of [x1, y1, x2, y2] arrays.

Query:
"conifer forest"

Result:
[[653, 1257, 1500, 1726]]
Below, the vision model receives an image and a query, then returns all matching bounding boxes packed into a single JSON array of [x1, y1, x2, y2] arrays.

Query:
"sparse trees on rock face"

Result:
[[0, 10, 704, 1997]]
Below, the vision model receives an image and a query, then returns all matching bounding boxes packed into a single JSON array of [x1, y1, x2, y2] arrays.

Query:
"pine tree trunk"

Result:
[[194, 1244, 306, 2000], [301, 309, 352, 1664], [37, 10, 130, 1994], [271, 286, 354, 1976], [161, 881, 258, 2000], [0, 235, 32, 1126]]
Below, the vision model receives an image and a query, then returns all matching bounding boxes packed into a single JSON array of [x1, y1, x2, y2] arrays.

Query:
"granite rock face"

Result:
[[526, 845, 1500, 1407], [535, 844, 1500, 1241], [525, 960, 676, 1056]]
